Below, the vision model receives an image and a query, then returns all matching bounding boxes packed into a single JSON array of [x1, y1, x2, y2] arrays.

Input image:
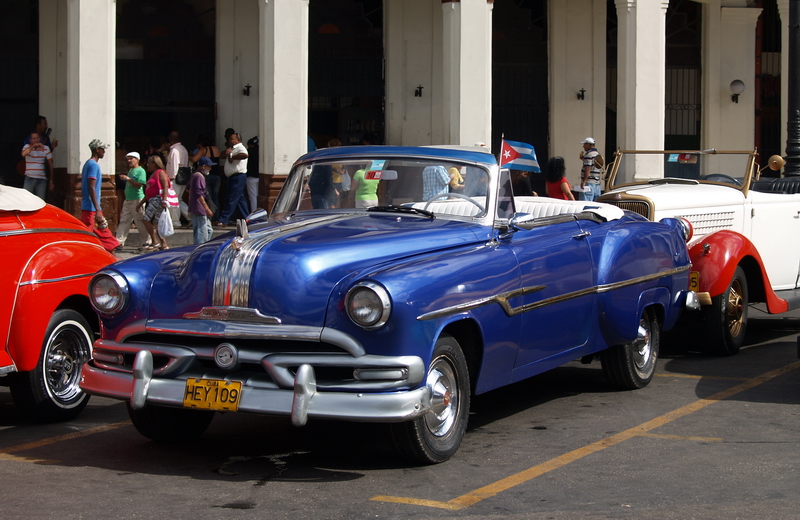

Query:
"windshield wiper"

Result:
[[366, 205, 436, 219]]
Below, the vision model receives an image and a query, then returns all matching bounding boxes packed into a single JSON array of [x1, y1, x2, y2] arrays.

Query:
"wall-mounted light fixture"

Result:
[[577, 88, 586, 101], [414, 85, 424, 97], [730, 80, 745, 103], [243, 84, 252, 96]]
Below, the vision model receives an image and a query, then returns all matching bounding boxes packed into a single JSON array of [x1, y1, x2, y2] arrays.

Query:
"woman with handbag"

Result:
[[138, 155, 176, 251]]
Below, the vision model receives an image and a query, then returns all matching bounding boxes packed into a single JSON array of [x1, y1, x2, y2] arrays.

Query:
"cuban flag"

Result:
[[499, 139, 540, 173]]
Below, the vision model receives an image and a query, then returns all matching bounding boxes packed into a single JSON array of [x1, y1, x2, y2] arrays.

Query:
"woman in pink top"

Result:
[[545, 156, 575, 200], [138, 155, 172, 250]]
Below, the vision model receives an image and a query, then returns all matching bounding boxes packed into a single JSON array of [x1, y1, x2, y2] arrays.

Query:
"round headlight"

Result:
[[345, 282, 391, 329], [89, 271, 130, 316], [678, 217, 693, 242]]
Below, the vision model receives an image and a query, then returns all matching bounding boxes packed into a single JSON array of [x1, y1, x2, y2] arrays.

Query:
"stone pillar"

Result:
[[615, 0, 668, 179], [385, 1, 443, 145], [441, 0, 493, 146], [550, 0, 606, 187], [39, 0, 69, 208], [702, 4, 761, 151], [65, 0, 117, 226], [778, 0, 789, 166], [257, 0, 309, 211]]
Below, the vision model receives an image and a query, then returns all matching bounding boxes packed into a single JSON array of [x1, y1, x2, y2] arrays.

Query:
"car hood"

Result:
[[149, 212, 487, 325], [604, 183, 745, 212]]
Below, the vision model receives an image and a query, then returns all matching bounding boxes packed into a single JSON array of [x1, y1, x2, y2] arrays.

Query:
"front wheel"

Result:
[[601, 308, 660, 389], [703, 266, 747, 356], [390, 334, 470, 464], [127, 403, 215, 442], [10, 309, 94, 422]]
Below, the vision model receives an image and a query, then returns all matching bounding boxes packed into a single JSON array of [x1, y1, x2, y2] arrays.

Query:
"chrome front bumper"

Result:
[[81, 350, 432, 427]]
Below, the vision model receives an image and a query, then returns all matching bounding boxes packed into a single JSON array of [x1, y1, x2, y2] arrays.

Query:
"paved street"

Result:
[[1, 307, 799, 519]]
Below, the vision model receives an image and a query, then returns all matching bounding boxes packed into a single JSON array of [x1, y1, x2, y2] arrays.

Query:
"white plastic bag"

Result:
[[158, 210, 174, 237]]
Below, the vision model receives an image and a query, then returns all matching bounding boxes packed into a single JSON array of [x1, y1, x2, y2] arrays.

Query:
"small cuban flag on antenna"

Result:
[[499, 139, 540, 173]]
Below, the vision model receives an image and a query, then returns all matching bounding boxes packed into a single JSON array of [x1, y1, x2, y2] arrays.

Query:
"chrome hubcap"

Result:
[[631, 319, 652, 371], [424, 357, 458, 438], [726, 279, 744, 337], [44, 322, 91, 402]]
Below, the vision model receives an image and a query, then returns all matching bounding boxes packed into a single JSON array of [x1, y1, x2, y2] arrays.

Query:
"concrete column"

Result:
[[39, 0, 68, 170], [550, 0, 606, 187], [385, 1, 442, 145], [441, 0, 493, 146], [615, 0, 667, 152], [216, 0, 261, 145], [65, 0, 116, 218], [778, 0, 789, 158], [718, 7, 762, 150], [258, 0, 309, 208]]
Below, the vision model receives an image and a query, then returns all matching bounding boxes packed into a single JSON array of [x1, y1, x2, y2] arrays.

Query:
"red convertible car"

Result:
[[0, 185, 116, 421]]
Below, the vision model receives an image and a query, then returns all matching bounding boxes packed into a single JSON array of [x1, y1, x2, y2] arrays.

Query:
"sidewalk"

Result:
[[114, 225, 232, 260]]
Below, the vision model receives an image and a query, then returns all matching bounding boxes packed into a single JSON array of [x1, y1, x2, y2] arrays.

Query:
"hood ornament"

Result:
[[231, 219, 250, 256]]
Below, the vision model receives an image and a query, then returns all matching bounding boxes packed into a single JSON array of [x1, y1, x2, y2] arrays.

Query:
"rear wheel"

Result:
[[390, 334, 470, 464], [127, 404, 215, 442], [601, 308, 660, 389], [703, 266, 747, 356], [10, 309, 93, 422]]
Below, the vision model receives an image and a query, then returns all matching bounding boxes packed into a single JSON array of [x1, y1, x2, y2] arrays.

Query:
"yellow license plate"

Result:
[[183, 378, 242, 412], [690, 271, 700, 291]]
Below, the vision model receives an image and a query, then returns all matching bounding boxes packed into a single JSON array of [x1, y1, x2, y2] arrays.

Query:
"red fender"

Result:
[[7, 241, 116, 372], [688, 230, 788, 314]]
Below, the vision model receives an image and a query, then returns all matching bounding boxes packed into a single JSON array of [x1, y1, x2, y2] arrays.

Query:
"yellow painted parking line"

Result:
[[372, 360, 800, 510], [0, 420, 130, 456], [0, 453, 58, 464], [634, 432, 722, 442], [656, 373, 749, 381]]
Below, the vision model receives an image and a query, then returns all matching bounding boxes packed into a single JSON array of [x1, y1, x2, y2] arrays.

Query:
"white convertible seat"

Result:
[[514, 197, 625, 221], [410, 199, 484, 217], [409, 196, 625, 221]]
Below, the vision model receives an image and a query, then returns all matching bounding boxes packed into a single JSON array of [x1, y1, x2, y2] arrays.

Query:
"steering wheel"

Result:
[[701, 174, 742, 186], [423, 192, 485, 213]]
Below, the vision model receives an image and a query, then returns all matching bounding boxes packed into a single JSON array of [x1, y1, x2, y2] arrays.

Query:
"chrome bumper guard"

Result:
[[81, 350, 432, 427], [684, 290, 702, 311]]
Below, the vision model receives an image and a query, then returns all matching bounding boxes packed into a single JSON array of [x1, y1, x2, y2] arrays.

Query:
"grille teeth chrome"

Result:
[[676, 211, 735, 235]]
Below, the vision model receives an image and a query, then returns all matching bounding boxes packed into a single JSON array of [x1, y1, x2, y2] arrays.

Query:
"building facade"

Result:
[[1, 0, 784, 215]]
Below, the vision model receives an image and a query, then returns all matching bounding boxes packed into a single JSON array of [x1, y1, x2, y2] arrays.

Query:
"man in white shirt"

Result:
[[215, 133, 250, 227], [166, 131, 189, 226], [20, 132, 54, 200]]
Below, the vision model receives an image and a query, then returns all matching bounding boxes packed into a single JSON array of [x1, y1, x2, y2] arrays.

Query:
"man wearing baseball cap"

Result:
[[81, 139, 121, 252], [116, 151, 149, 247], [579, 137, 602, 201]]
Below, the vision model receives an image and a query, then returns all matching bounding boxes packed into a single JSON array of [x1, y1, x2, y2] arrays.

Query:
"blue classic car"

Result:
[[81, 145, 695, 463]]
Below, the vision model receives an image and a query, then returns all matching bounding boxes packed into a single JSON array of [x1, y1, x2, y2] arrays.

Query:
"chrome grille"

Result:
[[605, 201, 651, 219], [677, 211, 735, 235]]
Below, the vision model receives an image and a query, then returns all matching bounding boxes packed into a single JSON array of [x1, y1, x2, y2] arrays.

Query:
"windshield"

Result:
[[272, 157, 491, 218], [609, 150, 757, 190]]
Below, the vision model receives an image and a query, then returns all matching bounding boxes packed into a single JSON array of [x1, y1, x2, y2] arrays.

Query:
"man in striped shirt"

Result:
[[20, 132, 54, 200]]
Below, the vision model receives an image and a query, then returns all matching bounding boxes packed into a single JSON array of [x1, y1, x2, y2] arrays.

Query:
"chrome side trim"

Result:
[[19, 272, 95, 286], [417, 265, 690, 320], [0, 227, 97, 239], [417, 286, 546, 321], [212, 215, 354, 308]]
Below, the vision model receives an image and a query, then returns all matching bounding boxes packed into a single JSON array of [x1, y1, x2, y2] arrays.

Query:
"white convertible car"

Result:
[[599, 149, 799, 355]]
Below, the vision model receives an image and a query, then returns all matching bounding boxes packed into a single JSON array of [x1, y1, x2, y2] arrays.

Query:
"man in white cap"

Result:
[[579, 137, 602, 201], [81, 139, 121, 252], [115, 151, 148, 247]]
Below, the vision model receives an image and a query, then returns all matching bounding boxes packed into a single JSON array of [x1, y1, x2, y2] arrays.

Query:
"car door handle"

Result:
[[572, 231, 591, 240]]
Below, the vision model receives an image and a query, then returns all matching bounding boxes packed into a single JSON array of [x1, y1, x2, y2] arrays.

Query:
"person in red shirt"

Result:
[[545, 156, 575, 200]]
